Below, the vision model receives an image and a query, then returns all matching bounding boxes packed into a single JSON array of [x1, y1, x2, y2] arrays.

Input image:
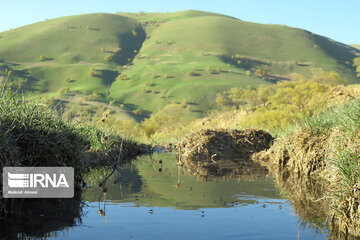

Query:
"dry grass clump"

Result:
[[254, 99, 360, 236], [177, 129, 273, 162]]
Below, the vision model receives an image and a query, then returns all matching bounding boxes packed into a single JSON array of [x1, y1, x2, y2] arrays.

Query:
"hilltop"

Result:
[[0, 10, 359, 122], [351, 44, 360, 50]]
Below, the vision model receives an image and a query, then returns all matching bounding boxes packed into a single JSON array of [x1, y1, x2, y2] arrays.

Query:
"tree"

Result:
[[257, 85, 273, 106], [39, 55, 46, 61], [215, 93, 227, 107], [104, 54, 114, 62], [311, 68, 348, 85], [132, 109, 142, 115], [186, 71, 195, 77], [255, 69, 268, 77]]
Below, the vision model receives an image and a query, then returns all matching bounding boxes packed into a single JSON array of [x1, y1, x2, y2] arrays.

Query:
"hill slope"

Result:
[[351, 44, 360, 50], [0, 10, 359, 121]]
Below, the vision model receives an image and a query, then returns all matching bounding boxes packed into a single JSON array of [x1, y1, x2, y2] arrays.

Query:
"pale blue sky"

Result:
[[1, 0, 359, 44]]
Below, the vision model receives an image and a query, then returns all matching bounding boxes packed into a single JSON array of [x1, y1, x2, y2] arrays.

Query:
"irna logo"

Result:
[[7, 172, 69, 188], [3, 167, 74, 198]]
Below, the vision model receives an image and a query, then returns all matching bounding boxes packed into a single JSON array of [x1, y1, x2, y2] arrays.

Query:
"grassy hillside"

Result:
[[351, 44, 360, 50], [0, 10, 359, 122]]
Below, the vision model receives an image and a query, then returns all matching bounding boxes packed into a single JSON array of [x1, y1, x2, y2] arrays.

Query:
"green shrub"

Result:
[[186, 71, 195, 77], [113, 48, 122, 53], [39, 55, 46, 61], [104, 54, 114, 62], [132, 109, 142, 115], [59, 87, 70, 95]]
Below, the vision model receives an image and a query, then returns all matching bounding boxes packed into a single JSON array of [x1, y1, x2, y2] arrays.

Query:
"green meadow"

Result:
[[0, 10, 359, 122]]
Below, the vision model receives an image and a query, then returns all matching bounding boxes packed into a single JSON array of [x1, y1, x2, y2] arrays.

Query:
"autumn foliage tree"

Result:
[[215, 70, 342, 130]]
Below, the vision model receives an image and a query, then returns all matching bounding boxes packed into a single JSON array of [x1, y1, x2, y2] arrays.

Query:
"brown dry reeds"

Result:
[[253, 99, 360, 237]]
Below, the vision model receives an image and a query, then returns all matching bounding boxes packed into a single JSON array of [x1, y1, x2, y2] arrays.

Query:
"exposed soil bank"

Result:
[[176, 129, 273, 162]]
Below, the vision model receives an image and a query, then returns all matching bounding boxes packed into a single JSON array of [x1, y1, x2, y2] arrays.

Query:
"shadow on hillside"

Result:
[[98, 69, 118, 86], [219, 55, 270, 71], [112, 27, 146, 66], [313, 35, 358, 65], [1, 67, 44, 93], [122, 103, 151, 122]]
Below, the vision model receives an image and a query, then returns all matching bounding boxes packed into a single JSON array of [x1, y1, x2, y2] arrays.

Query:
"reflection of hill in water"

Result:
[[82, 153, 281, 210], [0, 192, 82, 239]]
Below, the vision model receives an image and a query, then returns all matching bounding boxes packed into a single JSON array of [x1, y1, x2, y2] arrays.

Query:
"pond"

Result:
[[5, 153, 329, 239]]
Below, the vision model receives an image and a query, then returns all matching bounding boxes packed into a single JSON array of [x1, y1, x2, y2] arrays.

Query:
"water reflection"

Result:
[[0, 153, 334, 239], [0, 191, 82, 239], [178, 154, 269, 182], [82, 153, 281, 209]]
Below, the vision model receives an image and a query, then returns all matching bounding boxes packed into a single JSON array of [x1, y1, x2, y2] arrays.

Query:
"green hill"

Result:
[[351, 44, 360, 50], [0, 10, 359, 121]]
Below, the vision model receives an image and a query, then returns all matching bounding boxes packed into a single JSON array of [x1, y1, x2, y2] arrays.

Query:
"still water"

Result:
[[13, 153, 328, 239]]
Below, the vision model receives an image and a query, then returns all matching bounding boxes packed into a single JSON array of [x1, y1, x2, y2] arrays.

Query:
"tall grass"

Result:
[[272, 98, 360, 235], [0, 84, 143, 180], [302, 99, 360, 136]]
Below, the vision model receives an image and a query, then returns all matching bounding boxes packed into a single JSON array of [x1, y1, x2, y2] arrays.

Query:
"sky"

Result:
[[1, 0, 359, 44]]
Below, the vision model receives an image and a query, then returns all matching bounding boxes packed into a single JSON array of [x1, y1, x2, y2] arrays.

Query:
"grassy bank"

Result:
[[255, 99, 360, 236], [0, 85, 147, 184], [0, 84, 150, 234]]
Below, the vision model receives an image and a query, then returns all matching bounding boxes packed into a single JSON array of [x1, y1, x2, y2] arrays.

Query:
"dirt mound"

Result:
[[176, 129, 273, 162]]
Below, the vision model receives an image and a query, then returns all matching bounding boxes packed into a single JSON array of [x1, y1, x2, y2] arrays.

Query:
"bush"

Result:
[[39, 55, 46, 61], [59, 87, 70, 95], [104, 54, 114, 62], [311, 68, 348, 86], [255, 69, 268, 77], [113, 48, 122, 53], [186, 71, 195, 77], [132, 109, 142, 115]]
